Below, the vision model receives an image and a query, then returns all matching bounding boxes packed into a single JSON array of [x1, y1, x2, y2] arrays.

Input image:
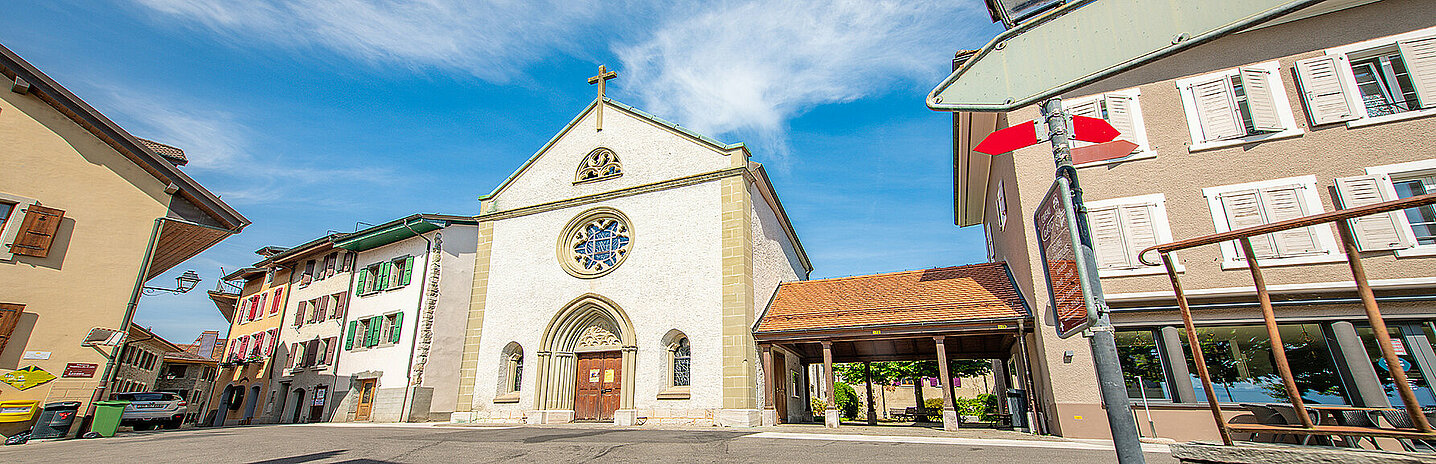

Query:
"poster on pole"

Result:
[[1035, 177, 1102, 338]]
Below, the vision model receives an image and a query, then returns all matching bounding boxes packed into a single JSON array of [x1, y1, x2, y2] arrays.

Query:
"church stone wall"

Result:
[[490, 102, 741, 213], [470, 180, 725, 423], [749, 182, 808, 311]]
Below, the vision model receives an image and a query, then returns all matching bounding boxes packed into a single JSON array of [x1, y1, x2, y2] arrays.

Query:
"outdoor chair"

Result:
[[1268, 404, 1327, 446], [1379, 409, 1436, 452], [1239, 404, 1288, 443], [1331, 409, 1381, 449]]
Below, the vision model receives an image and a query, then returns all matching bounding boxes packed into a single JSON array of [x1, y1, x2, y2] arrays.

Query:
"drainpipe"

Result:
[[84, 218, 164, 435], [397, 218, 434, 423]]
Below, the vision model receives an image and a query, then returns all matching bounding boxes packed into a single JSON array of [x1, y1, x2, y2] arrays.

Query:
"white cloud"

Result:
[[131, 0, 602, 82], [615, 0, 992, 157]]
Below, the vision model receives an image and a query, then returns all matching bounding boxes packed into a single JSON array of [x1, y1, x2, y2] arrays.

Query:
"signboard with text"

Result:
[[1035, 177, 1102, 338], [62, 363, 98, 378]]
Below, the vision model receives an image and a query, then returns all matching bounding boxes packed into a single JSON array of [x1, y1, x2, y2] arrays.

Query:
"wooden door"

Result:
[[355, 379, 376, 421], [774, 351, 788, 423], [574, 351, 622, 421]]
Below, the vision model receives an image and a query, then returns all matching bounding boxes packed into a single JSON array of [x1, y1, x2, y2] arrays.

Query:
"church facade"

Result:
[[450, 97, 811, 427]]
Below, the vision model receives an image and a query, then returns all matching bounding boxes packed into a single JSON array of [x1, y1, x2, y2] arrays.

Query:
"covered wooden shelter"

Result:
[[753, 263, 1036, 431]]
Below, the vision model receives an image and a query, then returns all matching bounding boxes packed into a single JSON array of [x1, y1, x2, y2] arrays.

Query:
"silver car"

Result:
[[114, 392, 186, 430]]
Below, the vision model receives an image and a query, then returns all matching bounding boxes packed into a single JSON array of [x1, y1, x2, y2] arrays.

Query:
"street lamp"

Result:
[[985, 0, 1065, 29], [143, 269, 202, 294]]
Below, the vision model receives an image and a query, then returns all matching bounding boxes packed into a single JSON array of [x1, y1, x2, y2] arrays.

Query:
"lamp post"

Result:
[[143, 269, 202, 294]]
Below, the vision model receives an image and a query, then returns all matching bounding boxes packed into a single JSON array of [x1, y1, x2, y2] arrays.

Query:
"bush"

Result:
[[834, 383, 860, 419], [977, 393, 1000, 421], [811, 397, 827, 416]]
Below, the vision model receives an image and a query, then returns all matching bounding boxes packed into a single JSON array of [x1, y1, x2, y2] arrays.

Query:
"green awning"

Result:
[[334, 219, 442, 251]]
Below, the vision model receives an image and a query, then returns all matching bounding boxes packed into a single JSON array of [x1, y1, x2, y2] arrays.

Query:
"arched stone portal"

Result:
[[530, 293, 637, 425]]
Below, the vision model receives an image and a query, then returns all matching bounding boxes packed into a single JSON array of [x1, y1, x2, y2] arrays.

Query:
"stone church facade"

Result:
[[450, 98, 811, 427]]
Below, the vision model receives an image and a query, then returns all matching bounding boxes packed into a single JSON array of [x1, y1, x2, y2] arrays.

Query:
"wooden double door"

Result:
[[574, 351, 622, 422]]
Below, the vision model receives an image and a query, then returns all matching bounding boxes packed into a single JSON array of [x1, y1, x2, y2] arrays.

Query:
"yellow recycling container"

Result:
[[0, 400, 40, 423]]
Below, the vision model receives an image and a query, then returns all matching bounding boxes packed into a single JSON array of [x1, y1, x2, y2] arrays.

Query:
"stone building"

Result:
[[451, 95, 810, 427], [111, 324, 183, 396], [157, 331, 223, 425]]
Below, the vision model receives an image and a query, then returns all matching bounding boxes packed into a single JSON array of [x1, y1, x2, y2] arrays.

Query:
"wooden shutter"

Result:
[[400, 256, 415, 286], [1399, 36, 1436, 108], [1336, 174, 1415, 251], [334, 293, 348, 320], [316, 297, 328, 320], [1239, 67, 1284, 132], [1087, 207, 1130, 269], [0, 303, 23, 350], [294, 301, 307, 327], [1121, 204, 1160, 267], [1191, 76, 1245, 141], [376, 262, 390, 291], [390, 312, 403, 344], [1295, 55, 1359, 124], [1261, 186, 1321, 257], [355, 267, 368, 295], [270, 287, 284, 315], [253, 294, 265, 321], [237, 298, 251, 323], [345, 321, 358, 350], [367, 318, 380, 347], [326, 337, 338, 365], [8, 205, 63, 258], [303, 339, 319, 367], [238, 336, 250, 359], [1104, 94, 1139, 148], [1219, 189, 1277, 259]]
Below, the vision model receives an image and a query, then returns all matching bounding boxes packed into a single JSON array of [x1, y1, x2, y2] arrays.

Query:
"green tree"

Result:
[[834, 382, 860, 419]]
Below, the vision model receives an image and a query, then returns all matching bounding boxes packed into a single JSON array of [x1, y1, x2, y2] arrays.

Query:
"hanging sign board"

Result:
[[927, 0, 1327, 111], [1035, 177, 1103, 338]]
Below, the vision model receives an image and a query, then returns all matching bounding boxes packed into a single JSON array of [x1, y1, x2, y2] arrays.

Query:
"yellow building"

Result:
[[208, 260, 291, 425], [0, 43, 247, 437]]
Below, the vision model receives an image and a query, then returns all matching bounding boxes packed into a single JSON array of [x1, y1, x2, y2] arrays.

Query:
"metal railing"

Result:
[[1138, 192, 1436, 445]]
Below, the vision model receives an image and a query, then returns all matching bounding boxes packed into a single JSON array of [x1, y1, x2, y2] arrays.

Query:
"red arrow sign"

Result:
[[974, 116, 1122, 155], [1071, 115, 1120, 143], [1071, 140, 1139, 165], [973, 120, 1039, 155]]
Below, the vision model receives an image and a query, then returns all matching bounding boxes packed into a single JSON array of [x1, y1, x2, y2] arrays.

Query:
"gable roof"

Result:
[[0, 43, 247, 232], [755, 262, 1029, 334], [479, 97, 749, 202]]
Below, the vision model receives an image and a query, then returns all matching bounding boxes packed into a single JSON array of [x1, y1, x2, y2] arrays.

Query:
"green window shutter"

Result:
[[377, 262, 391, 290], [390, 312, 404, 343], [345, 321, 358, 350], [356, 268, 368, 295], [373, 317, 384, 347], [400, 256, 415, 286]]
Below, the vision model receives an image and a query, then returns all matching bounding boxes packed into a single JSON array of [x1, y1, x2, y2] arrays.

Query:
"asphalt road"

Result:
[[0, 423, 1178, 463]]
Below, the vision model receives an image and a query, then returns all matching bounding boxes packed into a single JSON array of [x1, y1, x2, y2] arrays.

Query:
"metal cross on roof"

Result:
[[588, 65, 619, 131]]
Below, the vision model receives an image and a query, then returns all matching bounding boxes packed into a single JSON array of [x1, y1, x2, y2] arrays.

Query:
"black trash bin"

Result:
[[31, 401, 82, 439]]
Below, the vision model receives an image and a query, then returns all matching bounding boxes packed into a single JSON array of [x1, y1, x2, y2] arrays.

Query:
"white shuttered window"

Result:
[[1307, 28, 1436, 127], [1062, 88, 1153, 166], [1177, 61, 1302, 151], [1335, 174, 1416, 251], [1204, 176, 1342, 268], [1085, 194, 1174, 276]]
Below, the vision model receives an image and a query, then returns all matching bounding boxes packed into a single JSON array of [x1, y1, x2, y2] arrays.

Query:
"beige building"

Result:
[[0, 43, 247, 438], [957, 0, 1436, 442], [208, 259, 293, 426]]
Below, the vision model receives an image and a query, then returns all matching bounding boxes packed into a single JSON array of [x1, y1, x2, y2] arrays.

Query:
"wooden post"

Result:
[[863, 361, 877, 425], [761, 344, 776, 426], [936, 336, 959, 431], [822, 341, 837, 428], [1164, 252, 1234, 445], [1239, 238, 1313, 429]]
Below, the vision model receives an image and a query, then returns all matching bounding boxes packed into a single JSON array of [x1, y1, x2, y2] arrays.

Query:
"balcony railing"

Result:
[[1139, 192, 1436, 444]]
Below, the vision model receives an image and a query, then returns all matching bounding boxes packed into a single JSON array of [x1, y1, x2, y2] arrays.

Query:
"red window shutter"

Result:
[[334, 293, 348, 320], [270, 288, 284, 315], [267, 329, 278, 356], [294, 301, 308, 327], [0, 303, 23, 350], [324, 337, 337, 365], [229, 339, 239, 361], [8, 205, 64, 258], [238, 336, 249, 358]]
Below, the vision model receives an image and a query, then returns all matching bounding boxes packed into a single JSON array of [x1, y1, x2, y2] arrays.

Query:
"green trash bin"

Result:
[[91, 401, 129, 437]]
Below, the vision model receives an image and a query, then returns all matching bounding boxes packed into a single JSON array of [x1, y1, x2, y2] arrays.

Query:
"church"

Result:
[[449, 71, 812, 427]]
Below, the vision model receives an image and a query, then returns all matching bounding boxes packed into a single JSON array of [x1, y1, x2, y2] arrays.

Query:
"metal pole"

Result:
[[1238, 238, 1314, 429], [1336, 220, 1435, 432], [1040, 98, 1145, 463], [1163, 253, 1234, 445], [1138, 376, 1156, 438]]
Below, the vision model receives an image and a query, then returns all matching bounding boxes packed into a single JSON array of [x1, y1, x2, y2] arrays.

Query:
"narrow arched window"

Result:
[[673, 337, 691, 387], [510, 353, 523, 392], [497, 342, 524, 401]]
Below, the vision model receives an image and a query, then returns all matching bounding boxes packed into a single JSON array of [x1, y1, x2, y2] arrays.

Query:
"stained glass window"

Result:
[[674, 338, 691, 387], [576, 147, 622, 183], [560, 208, 633, 278]]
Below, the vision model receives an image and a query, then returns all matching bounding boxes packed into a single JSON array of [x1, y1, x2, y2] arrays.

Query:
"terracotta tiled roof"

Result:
[[755, 262, 1029, 333], [136, 138, 188, 166]]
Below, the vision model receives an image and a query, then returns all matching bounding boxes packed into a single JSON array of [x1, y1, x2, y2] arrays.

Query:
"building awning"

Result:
[[754, 262, 1031, 341], [333, 214, 476, 252], [147, 218, 234, 280]]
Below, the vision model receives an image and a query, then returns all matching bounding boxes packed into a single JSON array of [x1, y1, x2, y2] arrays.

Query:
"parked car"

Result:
[[114, 392, 186, 430]]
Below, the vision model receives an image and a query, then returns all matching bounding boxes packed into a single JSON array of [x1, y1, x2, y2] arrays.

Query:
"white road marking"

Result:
[[738, 431, 1171, 453]]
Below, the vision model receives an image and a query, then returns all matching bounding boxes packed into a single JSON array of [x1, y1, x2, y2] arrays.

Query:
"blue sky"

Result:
[[2, 1, 1003, 344]]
